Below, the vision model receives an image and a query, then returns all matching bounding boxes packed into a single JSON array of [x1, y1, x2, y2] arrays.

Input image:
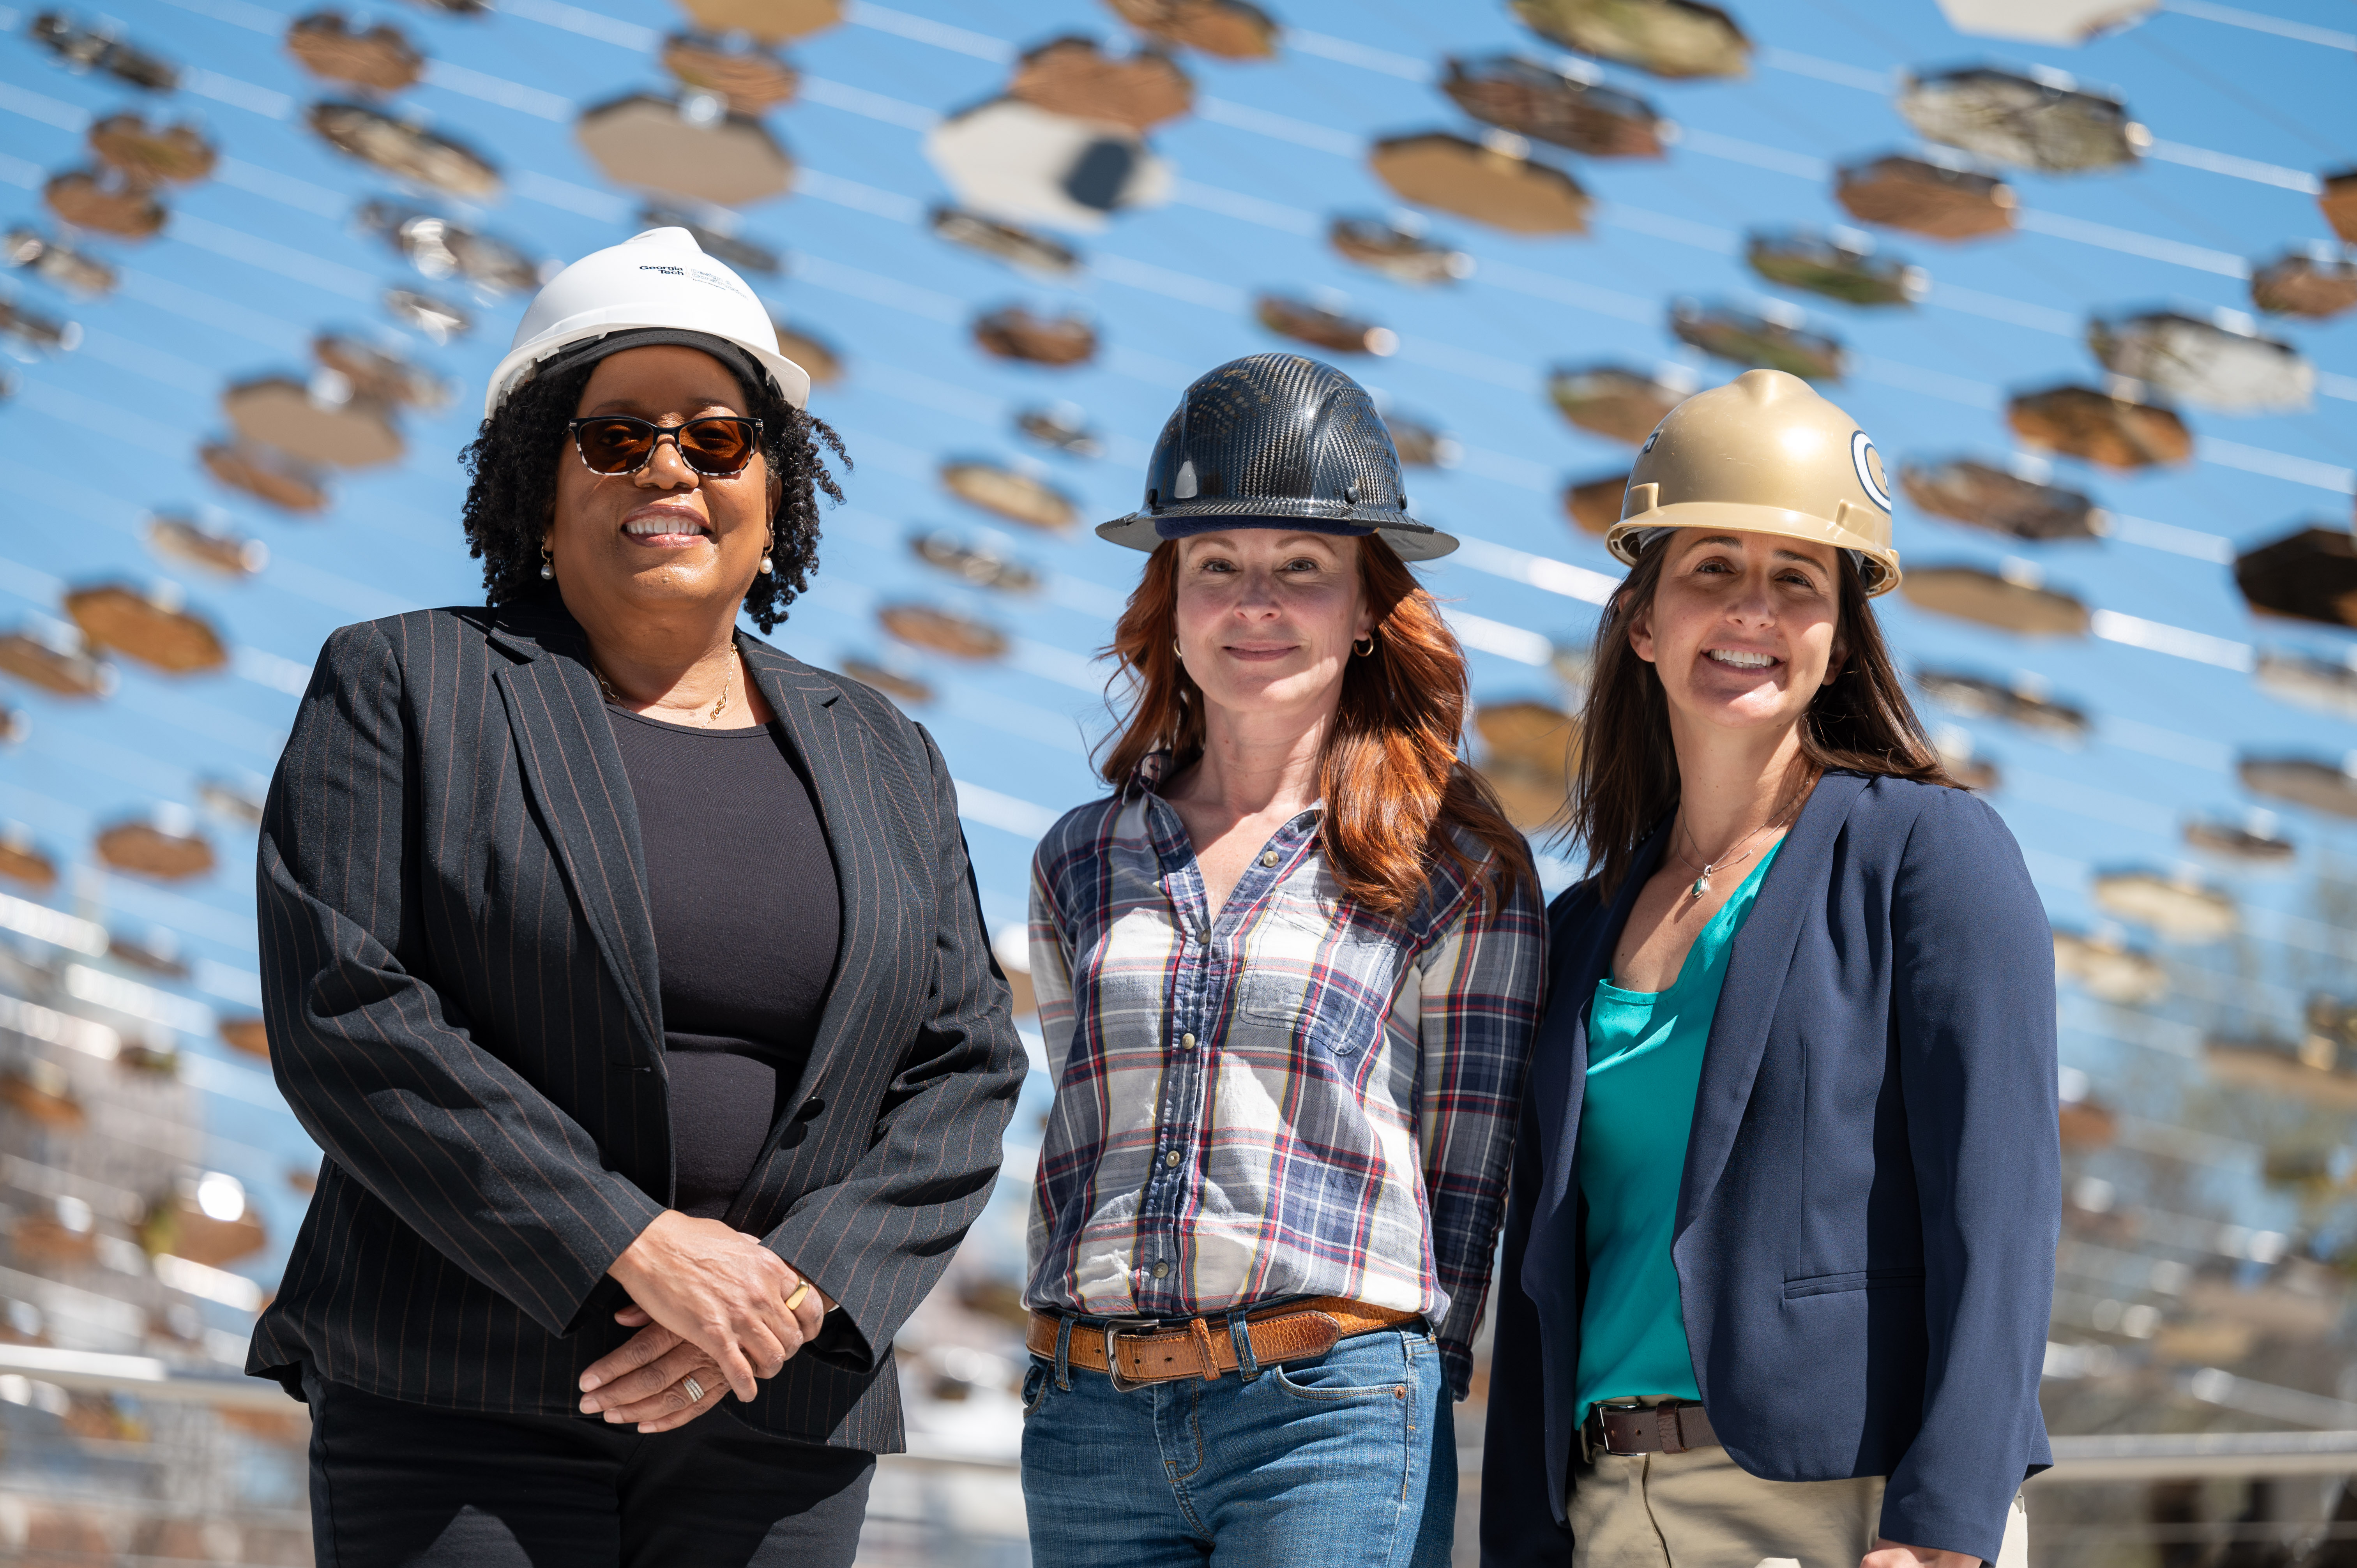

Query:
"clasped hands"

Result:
[[578, 1210, 834, 1433]]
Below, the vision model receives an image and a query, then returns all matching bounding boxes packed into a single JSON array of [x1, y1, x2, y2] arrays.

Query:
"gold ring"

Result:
[[681, 1375, 705, 1404], [784, 1282, 811, 1312]]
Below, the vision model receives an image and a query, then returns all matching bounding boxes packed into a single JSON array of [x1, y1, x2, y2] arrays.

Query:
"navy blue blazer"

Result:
[[1481, 772, 2059, 1566]]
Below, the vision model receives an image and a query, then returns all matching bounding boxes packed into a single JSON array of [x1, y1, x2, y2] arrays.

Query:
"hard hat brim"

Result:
[[1096, 507, 1459, 563], [484, 315, 810, 417], [1605, 501, 1902, 595]]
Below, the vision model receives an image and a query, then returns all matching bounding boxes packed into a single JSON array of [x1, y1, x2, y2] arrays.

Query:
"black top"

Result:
[[606, 704, 841, 1220]]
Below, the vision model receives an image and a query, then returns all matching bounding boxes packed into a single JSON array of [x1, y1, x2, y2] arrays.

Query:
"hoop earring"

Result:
[[1352, 634, 1375, 657], [1172, 638, 1182, 660], [538, 543, 554, 581]]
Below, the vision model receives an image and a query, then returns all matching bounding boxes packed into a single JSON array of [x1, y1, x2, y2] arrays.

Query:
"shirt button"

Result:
[[1260, 851, 1281, 867], [1151, 1262, 1170, 1278], [1163, 1150, 1181, 1167], [1179, 1032, 1195, 1049]]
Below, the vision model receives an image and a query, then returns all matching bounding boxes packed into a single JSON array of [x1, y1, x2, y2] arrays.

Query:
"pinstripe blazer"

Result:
[[245, 602, 1026, 1451]]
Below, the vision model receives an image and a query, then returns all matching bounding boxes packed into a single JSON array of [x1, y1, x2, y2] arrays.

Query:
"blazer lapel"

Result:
[[1673, 770, 1871, 1241], [487, 613, 662, 1067], [1533, 827, 1667, 1219]]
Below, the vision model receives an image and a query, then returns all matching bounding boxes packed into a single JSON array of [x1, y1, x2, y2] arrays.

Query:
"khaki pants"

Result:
[[1566, 1446, 2030, 1568], [1568, 1446, 1883, 1568]]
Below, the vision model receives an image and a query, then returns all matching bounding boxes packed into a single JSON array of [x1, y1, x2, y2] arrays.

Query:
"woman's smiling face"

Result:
[[1630, 528, 1843, 738], [1170, 528, 1373, 719], [545, 344, 778, 625]]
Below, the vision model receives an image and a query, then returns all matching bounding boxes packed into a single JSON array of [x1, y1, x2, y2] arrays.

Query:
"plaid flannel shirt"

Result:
[[1023, 755, 1544, 1397]]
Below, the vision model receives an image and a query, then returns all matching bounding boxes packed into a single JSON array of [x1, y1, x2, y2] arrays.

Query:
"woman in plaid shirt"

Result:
[[1016, 355, 1545, 1567]]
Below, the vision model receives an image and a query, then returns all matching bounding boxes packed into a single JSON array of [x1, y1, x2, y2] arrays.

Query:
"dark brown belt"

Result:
[[1026, 1297, 1419, 1389], [1583, 1399, 1720, 1458]]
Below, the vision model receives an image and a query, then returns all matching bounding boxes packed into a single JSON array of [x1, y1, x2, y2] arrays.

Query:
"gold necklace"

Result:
[[593, 656, 733, 727]]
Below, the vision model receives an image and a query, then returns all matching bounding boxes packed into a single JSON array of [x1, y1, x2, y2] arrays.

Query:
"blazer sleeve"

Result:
[[1878, 788, 2060, 1561], [758, 722, 1028, 1374], [1480, 1089, 1574, 1568], [258, 621, 665, 1338]]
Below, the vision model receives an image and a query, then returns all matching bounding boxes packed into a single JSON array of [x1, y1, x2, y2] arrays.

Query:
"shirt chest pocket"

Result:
[[1231, 924, 1397, 1059]]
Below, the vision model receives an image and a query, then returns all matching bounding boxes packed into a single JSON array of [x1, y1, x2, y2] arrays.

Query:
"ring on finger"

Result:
[[682, 1375, 705, 1405]]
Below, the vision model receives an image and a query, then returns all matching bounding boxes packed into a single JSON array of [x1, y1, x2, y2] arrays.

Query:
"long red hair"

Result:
[[1097, 536, 1534, 920]]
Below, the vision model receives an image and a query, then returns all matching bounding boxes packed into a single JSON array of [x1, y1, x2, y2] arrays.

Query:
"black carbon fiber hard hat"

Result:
[[1098, 353, 1458, 562]]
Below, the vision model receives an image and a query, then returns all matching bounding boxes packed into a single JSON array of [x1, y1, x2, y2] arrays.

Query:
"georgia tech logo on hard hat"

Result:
[[1850, 431, 1891, 512]]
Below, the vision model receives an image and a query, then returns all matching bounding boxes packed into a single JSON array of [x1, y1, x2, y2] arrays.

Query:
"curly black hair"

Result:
[[458, 357, 848, 633]]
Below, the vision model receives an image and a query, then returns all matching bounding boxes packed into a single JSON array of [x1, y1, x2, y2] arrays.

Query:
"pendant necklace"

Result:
[[1676, 815, 1780, 900]]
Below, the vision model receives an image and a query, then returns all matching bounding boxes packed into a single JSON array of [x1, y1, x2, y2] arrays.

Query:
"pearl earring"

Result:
[[760, 535, 775, 576], [538, 544, 554, 581]]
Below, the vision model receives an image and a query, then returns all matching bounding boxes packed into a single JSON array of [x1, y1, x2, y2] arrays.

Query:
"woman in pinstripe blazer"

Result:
[[248, 255, 1027, 1567]]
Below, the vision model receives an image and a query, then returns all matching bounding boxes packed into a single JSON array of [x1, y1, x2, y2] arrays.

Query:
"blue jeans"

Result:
[[1019, 1325, 1454, 1567]]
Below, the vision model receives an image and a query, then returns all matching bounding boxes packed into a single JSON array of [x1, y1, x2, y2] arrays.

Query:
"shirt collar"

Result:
[[1131, 749, 1323, 853]]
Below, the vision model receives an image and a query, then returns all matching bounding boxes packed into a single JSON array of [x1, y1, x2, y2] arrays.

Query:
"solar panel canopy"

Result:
[[0, 0, 2355, 1545]]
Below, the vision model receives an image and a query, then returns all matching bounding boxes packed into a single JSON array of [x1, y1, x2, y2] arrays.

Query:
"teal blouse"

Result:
[[1573, 841, 1782, 1428]]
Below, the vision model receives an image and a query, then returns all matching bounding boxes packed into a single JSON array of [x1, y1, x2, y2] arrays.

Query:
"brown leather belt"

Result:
[[1583, 1399, 1720, 1458], [1026, 1297, 1419, 1388]]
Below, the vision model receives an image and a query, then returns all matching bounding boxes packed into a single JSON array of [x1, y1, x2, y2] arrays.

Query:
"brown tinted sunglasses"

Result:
[[567, 415, 765, 478]]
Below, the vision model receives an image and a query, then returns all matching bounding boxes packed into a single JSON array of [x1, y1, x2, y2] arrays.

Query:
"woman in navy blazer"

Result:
[[1482, 373, 2058, 1568]]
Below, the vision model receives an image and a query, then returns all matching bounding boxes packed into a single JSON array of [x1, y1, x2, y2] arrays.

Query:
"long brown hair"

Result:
[[1568, 537, 1958, 900], [1099, 535, 1534, 920]]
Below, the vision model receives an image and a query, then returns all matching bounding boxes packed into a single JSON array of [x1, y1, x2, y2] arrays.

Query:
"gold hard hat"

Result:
[[1605, 368, 1902, 595]]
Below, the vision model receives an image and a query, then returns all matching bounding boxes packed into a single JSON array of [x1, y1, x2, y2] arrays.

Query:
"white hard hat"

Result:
[[484, 226, 809, 417]]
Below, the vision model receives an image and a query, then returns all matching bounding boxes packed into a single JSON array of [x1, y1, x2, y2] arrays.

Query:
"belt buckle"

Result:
[[1102, 1322, 1146, 1394], [1596, 1400, 1648, 1458]]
